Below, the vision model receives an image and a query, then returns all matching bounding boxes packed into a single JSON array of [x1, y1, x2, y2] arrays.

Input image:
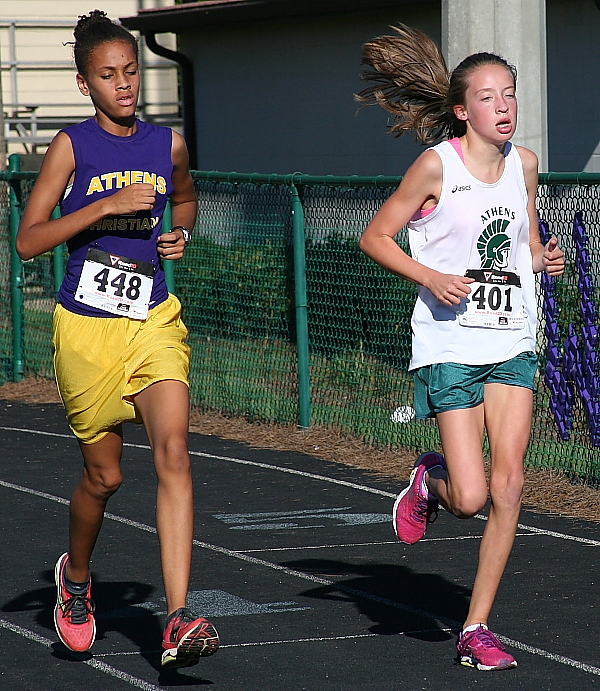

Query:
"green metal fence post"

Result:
[[290, 183, 311, 428], [51, 206, 64, 296], [8, 154, 24, 381], [162, 199, 176, 294]]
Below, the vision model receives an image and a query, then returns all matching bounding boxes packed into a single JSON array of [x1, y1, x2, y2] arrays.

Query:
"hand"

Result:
[[158, 228, 187, 260], [542, 237, 565, 276], [426, 271, 475, 306], [108, 183, 156, 215]]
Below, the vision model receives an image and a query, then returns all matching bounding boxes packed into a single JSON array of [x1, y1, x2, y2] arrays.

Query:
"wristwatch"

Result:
[[172, 225, 192, 245]]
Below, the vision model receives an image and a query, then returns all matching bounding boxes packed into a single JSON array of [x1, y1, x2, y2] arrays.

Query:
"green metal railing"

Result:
[[8, 155, 24, 381], [3, 160, 600, 483]]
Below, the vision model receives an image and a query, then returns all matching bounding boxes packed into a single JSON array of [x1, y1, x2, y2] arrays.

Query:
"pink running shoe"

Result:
[[457, 625, 517, 670], [392, 452, 445, 544], [161, 607, 220, 668], [54, 552, 96, 652]]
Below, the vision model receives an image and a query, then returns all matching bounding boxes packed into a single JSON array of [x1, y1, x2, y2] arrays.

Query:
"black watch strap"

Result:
[[172, 225, 191, 244]]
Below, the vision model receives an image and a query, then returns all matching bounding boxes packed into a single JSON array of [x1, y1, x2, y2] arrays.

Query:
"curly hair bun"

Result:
[[73, 10, 112, 41], [72, 10, 138, 77]]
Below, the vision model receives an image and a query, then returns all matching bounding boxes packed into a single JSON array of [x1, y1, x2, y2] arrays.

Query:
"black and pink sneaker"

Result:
[[54, 552, 95, 652], [161, 607, 219, 668]]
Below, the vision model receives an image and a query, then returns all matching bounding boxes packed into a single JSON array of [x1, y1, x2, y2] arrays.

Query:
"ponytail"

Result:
[[357, 24, 517, 143]]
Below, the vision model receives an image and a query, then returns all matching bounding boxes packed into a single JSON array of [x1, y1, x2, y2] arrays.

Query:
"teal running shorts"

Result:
[[413, 351, 538, 420]]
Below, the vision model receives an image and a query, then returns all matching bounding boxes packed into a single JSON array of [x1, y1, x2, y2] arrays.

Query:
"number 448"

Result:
[[94, 268, 142, 301]]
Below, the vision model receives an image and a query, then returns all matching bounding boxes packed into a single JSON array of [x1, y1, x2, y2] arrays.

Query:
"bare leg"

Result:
[[427, 385, 532, 628], [465, 384, 532, 628], [67, 428, 124, 583], [427, 404, 488, 519], [133, 380, 193, 615]]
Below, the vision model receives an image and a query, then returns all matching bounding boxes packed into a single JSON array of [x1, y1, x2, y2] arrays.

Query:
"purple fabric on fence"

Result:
[[540, 211, 599, 445], [538, 216, 550, 245]]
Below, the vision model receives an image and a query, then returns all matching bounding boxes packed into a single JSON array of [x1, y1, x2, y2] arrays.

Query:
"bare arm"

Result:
[[359, 149, 474, 306], [157, 131, 198, 261], [17, 132, 157, 261], [518, 146, 564, 276]]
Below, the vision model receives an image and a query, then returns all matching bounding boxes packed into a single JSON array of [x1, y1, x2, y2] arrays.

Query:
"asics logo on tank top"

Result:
[[451, 184, 471, 193]]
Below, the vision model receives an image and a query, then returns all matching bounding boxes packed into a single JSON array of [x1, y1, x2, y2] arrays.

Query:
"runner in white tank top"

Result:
[[408, 138, 536, 370], [358, 25, 564, 671]]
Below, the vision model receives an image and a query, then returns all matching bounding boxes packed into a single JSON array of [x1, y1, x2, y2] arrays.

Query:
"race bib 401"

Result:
[[458, 269, 525, 330], [75, 248, 155, 320]]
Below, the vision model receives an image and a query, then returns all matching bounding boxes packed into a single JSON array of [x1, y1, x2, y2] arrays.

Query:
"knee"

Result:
[[489, 471, 524, 510], [155, 435, 191, 477], [448, 487, 488, 519], [84, 469, 122, 499]]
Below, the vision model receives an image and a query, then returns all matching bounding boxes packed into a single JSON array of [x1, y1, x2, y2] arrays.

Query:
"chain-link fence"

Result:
[[3, 161, 600, 483]]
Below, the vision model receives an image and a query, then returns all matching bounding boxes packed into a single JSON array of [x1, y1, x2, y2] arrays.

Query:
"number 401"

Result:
[[472, 285, 513, 312]]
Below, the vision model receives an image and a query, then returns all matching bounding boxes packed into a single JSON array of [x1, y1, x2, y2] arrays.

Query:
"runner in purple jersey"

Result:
[[57, 116, 173, 318], [17, 10, 219, 668]]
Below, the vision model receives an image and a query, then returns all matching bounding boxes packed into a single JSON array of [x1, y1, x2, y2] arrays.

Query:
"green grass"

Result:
[[188, 333, 298, 423]]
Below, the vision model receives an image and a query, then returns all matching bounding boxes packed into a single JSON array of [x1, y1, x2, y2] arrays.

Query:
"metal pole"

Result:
[[290, 183, 311, 428], [51, 205, 64, 296], [143, 33, 197, 169], [0, 39, 7, 169], [162, 199, 176, 294], [8, 153, 23, 381], [9, 22, 18, 116]]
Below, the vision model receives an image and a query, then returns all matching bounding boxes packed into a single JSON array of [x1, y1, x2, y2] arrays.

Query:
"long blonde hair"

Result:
[[356, 24, 517, 143]]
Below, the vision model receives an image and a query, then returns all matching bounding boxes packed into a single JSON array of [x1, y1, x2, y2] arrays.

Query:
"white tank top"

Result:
[[407, 140, 536, 370]]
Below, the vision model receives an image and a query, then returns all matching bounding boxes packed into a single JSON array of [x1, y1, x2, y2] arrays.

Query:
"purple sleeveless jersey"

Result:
[[57, 117, 174, 317]]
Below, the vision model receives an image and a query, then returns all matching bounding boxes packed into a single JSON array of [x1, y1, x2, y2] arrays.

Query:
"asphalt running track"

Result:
[[1, 400, 600, 690]]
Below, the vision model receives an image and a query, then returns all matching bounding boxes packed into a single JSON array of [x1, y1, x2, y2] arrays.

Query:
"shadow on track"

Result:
[[283, 559, 470, 641]]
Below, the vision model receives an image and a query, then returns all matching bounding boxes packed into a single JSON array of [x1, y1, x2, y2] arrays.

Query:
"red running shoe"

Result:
[[54, 552, 96, 652], [161, 607, 220, 668], [457, 625, 517, 670], [392, 452, 445, 544]]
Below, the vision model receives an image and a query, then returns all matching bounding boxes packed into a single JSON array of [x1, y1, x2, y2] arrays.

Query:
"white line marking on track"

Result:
[[35, 627, 600, 677], [1, 424, 598, 548], [224, 634, 379, 647], [0, 427, 75, 440], [0, 425, 392, 496], [238, 540, 400, 552], [499, 635, 600, 676], [218, 629, 456, 648], [0, 478, 70, 506], [93, 628, 454, 657], [237, 533, 537, 553], [3, 478, 600, 676], [515, 523, 600, 546], [0, 618, 162, 691]]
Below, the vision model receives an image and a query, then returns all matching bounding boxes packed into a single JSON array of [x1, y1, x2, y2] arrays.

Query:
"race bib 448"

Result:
[[75, 248, 155, 320]]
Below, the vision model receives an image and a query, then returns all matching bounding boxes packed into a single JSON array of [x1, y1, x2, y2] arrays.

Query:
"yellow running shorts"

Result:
[[53, 294, 191, 444]]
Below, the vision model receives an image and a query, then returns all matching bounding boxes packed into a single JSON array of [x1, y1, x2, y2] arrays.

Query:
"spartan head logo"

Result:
[[477, 218, 511, 269]]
